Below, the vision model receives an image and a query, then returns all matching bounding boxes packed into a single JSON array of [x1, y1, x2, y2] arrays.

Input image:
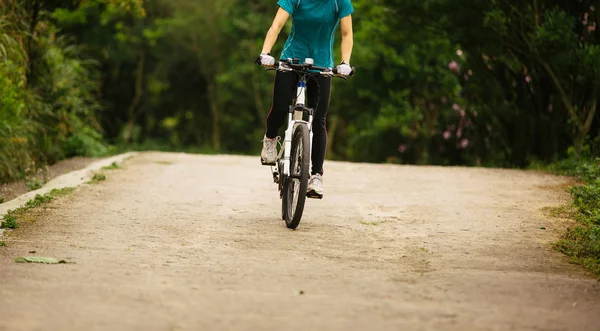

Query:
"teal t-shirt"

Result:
[[277, 0, 354, 68]]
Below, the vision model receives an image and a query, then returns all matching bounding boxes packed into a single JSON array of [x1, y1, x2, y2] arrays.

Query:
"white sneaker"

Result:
[[261, 135, 279, 165], [307, 174, 323, 199]]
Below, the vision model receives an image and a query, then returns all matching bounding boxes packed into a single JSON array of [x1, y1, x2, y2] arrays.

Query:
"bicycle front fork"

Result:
[[282, 107, 313, 177]]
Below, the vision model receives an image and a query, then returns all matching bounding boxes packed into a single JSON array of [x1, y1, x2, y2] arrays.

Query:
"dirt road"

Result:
[[0, 152, 598, 331]]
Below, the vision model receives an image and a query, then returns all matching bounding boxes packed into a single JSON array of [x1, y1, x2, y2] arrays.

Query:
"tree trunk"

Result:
[[533, 0, 539, 27], [207, 81, 221, 152], [574, 100, 597, 154], [25, 0, 42, 85], [124, 50, 146, 143], [327, 114, 339, 159]]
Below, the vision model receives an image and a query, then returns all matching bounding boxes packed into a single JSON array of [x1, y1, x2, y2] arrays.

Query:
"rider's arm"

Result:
[[340, 15, 353, 64], [261, 8, 290, 54]]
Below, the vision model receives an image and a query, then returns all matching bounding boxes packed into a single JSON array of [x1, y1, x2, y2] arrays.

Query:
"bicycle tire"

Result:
[[278, 160, 287, 220], [283, 124, 310, 229]]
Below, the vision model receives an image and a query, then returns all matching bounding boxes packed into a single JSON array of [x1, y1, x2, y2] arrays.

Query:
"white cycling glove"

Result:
[[258, 53, 275, 67], [335, 62, 353, 76]]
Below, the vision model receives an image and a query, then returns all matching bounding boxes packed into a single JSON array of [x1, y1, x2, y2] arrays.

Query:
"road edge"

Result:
[[0, 152, 138, 236]]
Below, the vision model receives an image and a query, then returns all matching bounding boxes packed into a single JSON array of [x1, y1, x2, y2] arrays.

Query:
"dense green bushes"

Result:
[[0, 1, 107, 183], [551, 158, 600, 275]]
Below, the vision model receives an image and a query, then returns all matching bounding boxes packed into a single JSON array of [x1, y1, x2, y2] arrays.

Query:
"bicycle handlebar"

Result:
[[264, 59, 355, 79]]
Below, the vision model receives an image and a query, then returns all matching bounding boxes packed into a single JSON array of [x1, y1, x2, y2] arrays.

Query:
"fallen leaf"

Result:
[[14, 256, 67, 264]]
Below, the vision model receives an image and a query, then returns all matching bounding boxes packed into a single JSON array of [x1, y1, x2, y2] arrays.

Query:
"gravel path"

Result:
[[0, 152, 598, 331]]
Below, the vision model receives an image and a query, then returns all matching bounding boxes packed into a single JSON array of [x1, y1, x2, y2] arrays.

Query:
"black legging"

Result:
[[265, 71, 332, 176]]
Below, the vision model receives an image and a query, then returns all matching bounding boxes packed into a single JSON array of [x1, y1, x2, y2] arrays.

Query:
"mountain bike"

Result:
[[260, 58, 354, 229]]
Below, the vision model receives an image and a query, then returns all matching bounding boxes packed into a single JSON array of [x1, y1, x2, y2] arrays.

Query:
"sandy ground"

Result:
[[0, 152, 598, 331]]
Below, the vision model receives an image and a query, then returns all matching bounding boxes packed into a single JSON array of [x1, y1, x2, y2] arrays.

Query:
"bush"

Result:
[[552, 158, 600, 276], [0, 4, 107, 183]]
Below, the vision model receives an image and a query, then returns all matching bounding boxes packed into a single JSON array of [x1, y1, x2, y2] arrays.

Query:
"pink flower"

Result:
[[468, 69, 473, 76], [456, 50, 463, 56], [456, 128, 463, 138], [441, 96, 448, 104], [453, 103, 462, 112], [448, 61, 459, 72], [460, 110, 466, 117], [525, 76, 531, 83], [442, 131, 451, 140], [589, 24, 596, 32], [459, 139, 469, 149], [398, 144, 407, 153]]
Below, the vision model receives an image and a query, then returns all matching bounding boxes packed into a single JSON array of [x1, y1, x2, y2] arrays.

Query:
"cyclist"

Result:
[[257, 0, 354, 199]]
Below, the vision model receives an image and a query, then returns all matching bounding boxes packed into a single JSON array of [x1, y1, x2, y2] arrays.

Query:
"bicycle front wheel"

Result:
[[283, 124, 310, 229]]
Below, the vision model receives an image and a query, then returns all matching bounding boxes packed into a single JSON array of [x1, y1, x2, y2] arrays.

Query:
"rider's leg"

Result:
[[305, 74, 332, 197], [262, 71, 297, 163], [265, 71, 298, 138], [306, 74, 332, 175]]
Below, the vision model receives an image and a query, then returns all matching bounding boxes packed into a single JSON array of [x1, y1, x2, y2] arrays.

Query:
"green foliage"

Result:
[[0, 1, 107, 184], [572, 185, 600, 221], [547, 157, 600, 183], [1, 215, 18, 229], [26, 178, 43, 191], [24, 193, 54, 209], [557, 224, 600, 276], [548, 157, 600, 276], [88, 173, 107, 184], [102, 162, 121, 170], [0, 6, 36, 181]]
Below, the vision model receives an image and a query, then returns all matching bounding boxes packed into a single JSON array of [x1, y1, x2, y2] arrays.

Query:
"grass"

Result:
[[0, 187, 75, 229], [0, 241, 6, 247], [87, 173, 106, 184], [25, 177, 43, 191], [1, 215, 17, 229], [102, 161, 121, 170], [542, 205, 578, 219], [543, 157, 600, 277]]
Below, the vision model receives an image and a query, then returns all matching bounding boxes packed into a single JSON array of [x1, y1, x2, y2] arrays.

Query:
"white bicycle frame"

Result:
[[273, 58, 334, 178], [272, 75, 312, 177]]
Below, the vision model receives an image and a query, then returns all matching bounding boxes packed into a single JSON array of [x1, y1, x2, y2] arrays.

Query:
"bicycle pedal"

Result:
[[306, 191, 323, 199], [260, 158, 276, 166]]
